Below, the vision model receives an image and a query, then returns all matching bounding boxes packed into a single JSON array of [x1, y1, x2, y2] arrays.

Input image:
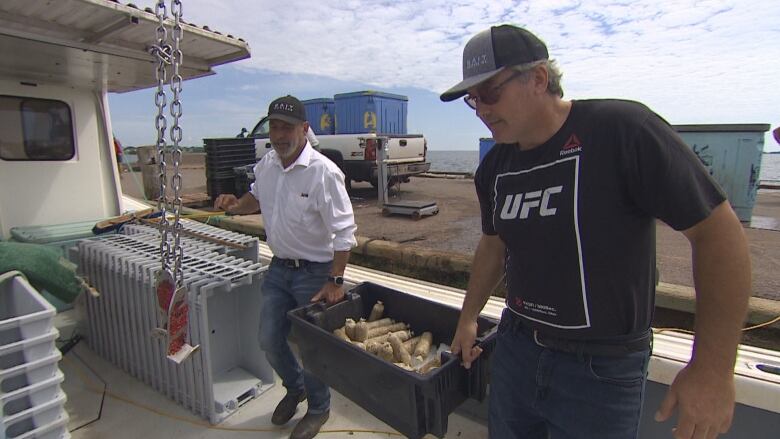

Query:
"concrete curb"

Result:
[[655, 282, 780, 329], [196, 211, 780, 330]]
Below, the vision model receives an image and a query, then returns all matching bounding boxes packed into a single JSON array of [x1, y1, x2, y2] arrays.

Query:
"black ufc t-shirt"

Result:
[[475, 99, 726, 341]]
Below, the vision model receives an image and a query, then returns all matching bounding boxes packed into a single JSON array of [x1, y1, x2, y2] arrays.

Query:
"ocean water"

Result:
[[427, 150, 780, 182], [124, 149, 780, 181], [761, 154, 780, 181], [427, 150, 480, 174]]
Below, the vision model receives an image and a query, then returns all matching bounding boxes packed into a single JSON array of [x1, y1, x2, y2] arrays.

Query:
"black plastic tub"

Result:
[[288, 282, 497, 439]]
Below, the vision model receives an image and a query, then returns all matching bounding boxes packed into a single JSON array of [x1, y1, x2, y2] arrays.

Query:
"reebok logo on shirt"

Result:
[[300, 193, 308, 198], [560, 134, 582, 156]]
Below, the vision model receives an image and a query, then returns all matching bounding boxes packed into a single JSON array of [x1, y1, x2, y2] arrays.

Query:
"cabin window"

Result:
[[0, 95, 75, 161]]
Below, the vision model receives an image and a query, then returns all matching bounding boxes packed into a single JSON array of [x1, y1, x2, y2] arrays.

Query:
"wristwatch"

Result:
[[327, 275, 344, 285]]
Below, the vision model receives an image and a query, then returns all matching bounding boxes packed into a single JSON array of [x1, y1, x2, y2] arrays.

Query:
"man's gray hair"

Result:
[[511, 59, 564, 98]]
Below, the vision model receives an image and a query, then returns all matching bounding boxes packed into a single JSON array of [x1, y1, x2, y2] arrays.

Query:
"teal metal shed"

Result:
[[674, 124, 770, 222]]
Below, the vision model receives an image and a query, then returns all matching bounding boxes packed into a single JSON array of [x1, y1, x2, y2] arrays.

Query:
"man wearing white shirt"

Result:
[[214, 95, 356, 439]]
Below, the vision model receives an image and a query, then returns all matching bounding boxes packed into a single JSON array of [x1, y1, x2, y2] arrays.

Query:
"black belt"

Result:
[[502, 309, 651, 357], [272, 257, 317, 269]]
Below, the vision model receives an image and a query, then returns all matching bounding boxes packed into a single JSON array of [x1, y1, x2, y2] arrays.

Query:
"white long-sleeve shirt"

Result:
[[249, 141, 356, 262]]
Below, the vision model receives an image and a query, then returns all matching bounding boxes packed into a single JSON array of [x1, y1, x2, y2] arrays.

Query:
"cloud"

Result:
[[123, 0, 779, 149], [142, 2, 778, 82]]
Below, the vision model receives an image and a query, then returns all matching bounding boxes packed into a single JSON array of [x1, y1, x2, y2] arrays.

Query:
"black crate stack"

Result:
[[233, 164, 255, 198], [203, 138, 257, 203]]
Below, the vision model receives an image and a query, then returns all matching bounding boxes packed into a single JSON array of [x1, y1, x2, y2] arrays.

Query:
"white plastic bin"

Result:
[[12, 414, 69, 439], [1, 392, 67, 438], [1, 371, 64, 417], [0, 352, 62, 394], [0, 330, 58, 370], [0, 274, 56, 346]]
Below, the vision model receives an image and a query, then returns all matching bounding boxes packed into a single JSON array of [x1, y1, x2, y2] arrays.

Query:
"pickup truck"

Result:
[[248, 117, 431, 188]]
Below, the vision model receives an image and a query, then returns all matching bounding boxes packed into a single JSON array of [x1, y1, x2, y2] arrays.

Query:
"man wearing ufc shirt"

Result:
[[441, 25, 750, 439]]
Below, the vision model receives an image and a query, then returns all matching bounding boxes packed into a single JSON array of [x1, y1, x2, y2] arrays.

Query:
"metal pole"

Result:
[[376, 137, 389, 207]]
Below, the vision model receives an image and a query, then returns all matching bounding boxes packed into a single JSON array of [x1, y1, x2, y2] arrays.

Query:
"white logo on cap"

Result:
[[466, 54, 488, 70], [273, 103, 295, 112]]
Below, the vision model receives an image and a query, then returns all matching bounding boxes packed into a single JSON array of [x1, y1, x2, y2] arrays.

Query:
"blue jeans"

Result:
[[258, 258, 332, 414], [489, 316, 651, 439]]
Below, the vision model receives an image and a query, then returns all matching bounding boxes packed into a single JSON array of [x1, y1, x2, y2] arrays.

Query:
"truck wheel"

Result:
[[321, 148, 351, 190], [321, 149, 344, 169]]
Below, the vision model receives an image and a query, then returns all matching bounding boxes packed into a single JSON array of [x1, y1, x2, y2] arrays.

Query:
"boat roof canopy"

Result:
[[0, 0, 251, 93]]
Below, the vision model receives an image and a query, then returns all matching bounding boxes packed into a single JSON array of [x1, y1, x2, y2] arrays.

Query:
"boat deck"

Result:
[[58, 319, 488, 438], [39, 195, 780, 439]]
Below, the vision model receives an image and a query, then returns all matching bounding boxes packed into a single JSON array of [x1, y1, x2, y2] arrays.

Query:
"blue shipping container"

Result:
[[302, 98, 335, 135], [674, 124, 769, 222], [334, 91, 408, 135], [479, 138, 496, 163]]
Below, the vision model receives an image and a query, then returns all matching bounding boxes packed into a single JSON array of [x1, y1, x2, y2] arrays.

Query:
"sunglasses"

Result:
[[463, 70, 527, 109]]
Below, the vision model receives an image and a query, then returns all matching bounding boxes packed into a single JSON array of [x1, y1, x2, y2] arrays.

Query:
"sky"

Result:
[[109, 0, 780, 152]]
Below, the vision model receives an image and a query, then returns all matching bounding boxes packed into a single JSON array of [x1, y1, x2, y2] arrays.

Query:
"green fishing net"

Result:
[[0, 242, 85, 304]]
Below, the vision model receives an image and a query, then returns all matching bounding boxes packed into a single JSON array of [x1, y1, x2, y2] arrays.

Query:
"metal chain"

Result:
[[152, 0, 171, 275], [170, 0, 184, 287]]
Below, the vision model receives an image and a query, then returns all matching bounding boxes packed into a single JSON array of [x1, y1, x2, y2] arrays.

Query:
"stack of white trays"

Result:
[[0, 272, 69, 439], [70, 233, 274, 425]]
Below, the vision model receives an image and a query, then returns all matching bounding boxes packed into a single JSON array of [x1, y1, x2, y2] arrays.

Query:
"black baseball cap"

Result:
[[260, 95, 307, 125], [440, 25, 549, 102]]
